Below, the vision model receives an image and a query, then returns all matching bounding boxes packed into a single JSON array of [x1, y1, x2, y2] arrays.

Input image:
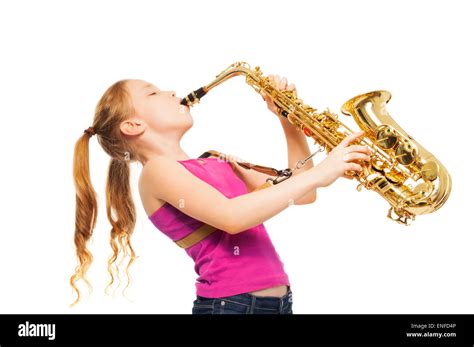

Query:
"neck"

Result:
[[137, 135, 191, 166]]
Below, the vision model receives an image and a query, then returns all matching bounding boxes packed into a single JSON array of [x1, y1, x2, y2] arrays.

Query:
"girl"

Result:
[[71, 74, 370, 314]]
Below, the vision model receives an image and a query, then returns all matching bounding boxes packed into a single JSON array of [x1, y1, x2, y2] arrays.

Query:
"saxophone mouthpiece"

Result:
[[180, 87, 207, 107]]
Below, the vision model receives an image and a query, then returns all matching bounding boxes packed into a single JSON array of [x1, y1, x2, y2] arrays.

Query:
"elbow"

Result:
[[307, 192, 317, 203], [223, 218, 244, 235], [296, 191, 317, 205], [221, 203, 241, 235], [222, 203, 250, 235], [225, 225, 240, 235]]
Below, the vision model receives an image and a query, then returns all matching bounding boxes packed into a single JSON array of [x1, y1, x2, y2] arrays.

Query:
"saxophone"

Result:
[[180, 62, 452, 225]]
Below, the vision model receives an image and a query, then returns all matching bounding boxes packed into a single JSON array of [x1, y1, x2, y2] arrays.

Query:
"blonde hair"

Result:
[[71, 80, 139, 306]]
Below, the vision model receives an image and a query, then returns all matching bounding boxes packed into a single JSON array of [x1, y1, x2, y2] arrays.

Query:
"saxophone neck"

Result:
[[180, 62, 254, 107]]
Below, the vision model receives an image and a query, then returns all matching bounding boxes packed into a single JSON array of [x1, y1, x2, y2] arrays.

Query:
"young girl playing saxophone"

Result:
[[71, 74, 370, 314]]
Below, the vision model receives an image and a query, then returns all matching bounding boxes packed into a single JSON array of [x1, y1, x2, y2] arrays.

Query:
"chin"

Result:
[[182, 114, 194, 129]]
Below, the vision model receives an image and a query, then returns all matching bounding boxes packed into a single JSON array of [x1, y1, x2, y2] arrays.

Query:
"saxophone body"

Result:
[[181, 62, 452, 225]]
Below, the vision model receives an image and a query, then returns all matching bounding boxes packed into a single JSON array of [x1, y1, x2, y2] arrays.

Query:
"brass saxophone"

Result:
[[181, 62, 452, 225]]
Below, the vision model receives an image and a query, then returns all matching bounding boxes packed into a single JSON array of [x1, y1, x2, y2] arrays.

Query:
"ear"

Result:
[[120, 118, 146, 136]]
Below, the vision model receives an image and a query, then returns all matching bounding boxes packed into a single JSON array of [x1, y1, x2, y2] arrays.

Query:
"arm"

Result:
[[225, 130, 369, 232], [278, 117, 316, 204], [259, 74, 317, 204], [142, 156, 322, 235], [143, 132, 368, 235]]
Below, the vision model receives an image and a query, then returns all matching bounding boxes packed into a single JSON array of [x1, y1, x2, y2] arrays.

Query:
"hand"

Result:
[[260, 74, 296, 116], [312, 131, 371, 188]]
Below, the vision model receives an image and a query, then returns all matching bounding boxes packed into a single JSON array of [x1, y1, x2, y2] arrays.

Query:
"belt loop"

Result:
[[250, 295, 256, 314]]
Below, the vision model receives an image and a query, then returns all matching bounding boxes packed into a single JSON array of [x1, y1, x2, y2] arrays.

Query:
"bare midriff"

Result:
[[248, 284, 288, 298]]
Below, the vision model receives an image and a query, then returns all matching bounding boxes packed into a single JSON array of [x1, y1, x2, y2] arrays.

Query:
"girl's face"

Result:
[[124, 79, 193, 137]]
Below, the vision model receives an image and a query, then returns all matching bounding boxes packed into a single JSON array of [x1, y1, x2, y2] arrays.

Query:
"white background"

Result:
[[0, 0, 471, 314]]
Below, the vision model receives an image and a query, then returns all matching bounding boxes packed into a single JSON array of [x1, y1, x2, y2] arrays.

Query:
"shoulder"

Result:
[[140, 156, 175, 182], [138, 156, 181, 197], [141, 155, 176, 173]]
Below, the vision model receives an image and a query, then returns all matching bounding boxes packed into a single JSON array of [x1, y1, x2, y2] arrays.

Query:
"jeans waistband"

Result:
[[198, 286, 292, 309]]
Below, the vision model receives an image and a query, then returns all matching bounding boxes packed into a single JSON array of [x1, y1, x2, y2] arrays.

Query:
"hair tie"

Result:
[[84, 126, 96, 137]]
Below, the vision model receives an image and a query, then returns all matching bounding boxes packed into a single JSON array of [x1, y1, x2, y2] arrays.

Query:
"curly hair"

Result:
[[70, 80, 140, 307]]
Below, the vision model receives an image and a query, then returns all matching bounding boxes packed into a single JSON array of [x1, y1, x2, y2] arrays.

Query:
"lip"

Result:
[[178, 98, 188, 107], [177, 100, 190, 113]]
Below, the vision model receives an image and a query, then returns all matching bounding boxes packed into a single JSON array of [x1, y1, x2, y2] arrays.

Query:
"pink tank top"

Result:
[[148, 156, 290, 298]]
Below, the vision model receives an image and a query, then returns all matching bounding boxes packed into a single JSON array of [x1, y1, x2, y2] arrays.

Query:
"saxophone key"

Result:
[[420, 161, 439, 182], [395, 139, 418, 166], [376, 125, 398, 150]]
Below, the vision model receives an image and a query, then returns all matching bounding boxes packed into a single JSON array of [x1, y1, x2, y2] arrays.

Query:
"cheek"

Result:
[[147, 106, 182, 130]]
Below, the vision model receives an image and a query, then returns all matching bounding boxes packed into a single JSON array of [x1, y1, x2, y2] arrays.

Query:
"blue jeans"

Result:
[[192, 286, 293, 314]]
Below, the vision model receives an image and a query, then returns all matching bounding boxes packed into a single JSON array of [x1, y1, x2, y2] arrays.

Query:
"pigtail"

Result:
[[70, 132, 98, 307], [105, 157, 137, 297]]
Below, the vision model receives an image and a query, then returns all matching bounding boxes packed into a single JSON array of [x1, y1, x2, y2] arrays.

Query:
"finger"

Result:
[[343, 173, 354, 180], [267, 75, 275, 86], [343, 152, 371, 162], [279, 77, 287, 90], [347, 145, 371, 154], [346, 163, 362, 172], [339, 131, 365, 147], [288, 83, 296, 91], [274, 75, 281, 86]]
